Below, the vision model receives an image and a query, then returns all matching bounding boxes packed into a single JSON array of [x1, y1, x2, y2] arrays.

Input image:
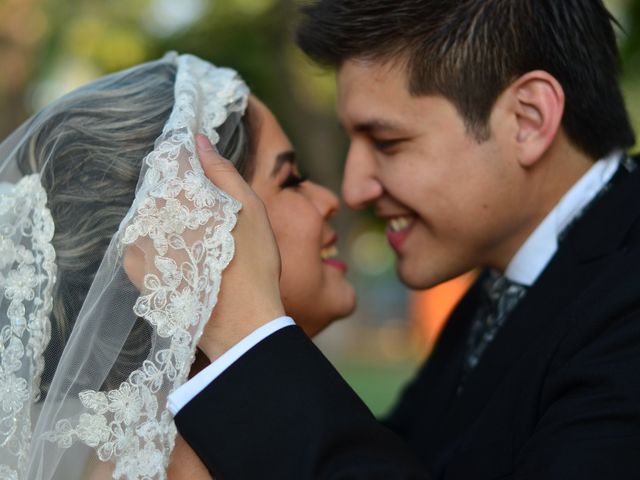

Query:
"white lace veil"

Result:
[[0, 53, 249, 479]]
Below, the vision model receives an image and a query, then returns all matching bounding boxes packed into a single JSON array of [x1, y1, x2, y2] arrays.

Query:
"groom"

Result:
[[171, 1, 640, 478]]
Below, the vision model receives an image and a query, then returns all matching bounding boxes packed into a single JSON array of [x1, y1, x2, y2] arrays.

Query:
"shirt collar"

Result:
[[504, 151, 622, 286]]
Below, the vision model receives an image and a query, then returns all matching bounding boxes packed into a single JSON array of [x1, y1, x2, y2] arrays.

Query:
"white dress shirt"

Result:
[[505, 151, 620, 286], [167, 152, 622, 415]]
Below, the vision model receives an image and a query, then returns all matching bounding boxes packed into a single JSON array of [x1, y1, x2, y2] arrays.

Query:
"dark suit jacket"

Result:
[[175, 159, 640, 479]]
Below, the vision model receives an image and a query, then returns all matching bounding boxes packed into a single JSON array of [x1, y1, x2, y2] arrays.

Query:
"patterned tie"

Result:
[[459, 270, 527, 391]]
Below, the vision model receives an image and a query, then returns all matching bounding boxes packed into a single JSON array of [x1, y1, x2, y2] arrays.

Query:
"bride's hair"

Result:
[[15, 61, 255, 394]]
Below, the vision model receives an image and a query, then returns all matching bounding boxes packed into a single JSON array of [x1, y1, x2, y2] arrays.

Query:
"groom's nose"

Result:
[[341, 142, 383, 210]]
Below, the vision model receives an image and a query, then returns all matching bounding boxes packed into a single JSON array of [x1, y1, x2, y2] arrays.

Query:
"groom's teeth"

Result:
[[320, 245, 338, 260], [389, 216, 412, 232]]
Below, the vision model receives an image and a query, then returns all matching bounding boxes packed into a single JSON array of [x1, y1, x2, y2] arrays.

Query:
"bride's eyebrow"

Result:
[[271, 150, 297, 177]]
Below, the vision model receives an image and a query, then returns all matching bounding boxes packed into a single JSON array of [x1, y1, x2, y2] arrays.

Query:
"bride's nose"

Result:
[[307, 182, 339, 219]]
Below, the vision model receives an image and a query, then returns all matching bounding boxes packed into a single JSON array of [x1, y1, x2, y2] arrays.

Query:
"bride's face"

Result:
[[248, 97, 356, 336]]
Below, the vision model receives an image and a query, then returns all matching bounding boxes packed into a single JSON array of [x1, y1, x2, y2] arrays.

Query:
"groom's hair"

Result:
[[296, 0, 636, 160]]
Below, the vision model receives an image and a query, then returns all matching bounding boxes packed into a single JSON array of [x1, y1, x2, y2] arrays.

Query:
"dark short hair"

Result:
[[296, 0, 636, 159]]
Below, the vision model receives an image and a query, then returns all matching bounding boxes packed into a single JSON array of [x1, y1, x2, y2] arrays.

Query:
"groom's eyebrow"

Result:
[[271, 151, 297, 177], [347, 119, 404, 135]]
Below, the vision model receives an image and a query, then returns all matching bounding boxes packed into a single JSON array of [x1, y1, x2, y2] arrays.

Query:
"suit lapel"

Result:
[[438, 159, 640, 446], [415, 274, 485, 426]]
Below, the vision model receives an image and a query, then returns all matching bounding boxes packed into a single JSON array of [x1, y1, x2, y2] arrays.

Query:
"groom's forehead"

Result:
[[336, 59, 417, 123], [336, 89, 409, 133]]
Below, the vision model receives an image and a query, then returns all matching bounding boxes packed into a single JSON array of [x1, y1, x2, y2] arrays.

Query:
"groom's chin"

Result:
[[395, 258, 452, 291], [395, 259, 427, 290]]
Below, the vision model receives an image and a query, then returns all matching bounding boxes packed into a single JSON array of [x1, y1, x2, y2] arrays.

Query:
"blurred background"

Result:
[[1, 0, 639, 415]]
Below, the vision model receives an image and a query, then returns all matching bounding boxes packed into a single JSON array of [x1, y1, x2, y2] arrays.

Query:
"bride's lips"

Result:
[[323, 258, 348, 273], [321, 234, 348, 273], [385, 216, 415, 252]]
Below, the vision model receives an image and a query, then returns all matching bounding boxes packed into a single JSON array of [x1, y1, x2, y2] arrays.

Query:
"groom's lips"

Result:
[[385, 216, 415, 252]]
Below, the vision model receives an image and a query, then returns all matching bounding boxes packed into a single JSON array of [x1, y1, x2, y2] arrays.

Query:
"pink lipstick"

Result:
[[322, 258, 348, 273]]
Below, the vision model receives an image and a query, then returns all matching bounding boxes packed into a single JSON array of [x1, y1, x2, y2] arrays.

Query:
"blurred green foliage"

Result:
[[338, 361, 418, 416]]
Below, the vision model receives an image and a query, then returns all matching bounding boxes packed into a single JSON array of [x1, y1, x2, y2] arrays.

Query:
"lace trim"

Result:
[[0, 174, 56, 477], [40, 55, 246, 479]]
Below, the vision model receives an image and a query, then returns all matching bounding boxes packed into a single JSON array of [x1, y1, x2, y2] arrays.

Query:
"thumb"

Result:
[[196, 134, 249, 199]]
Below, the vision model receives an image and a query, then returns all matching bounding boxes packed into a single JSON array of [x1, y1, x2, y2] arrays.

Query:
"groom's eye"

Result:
[[372, 138, 401, 152], [280, 172, 308, 189]]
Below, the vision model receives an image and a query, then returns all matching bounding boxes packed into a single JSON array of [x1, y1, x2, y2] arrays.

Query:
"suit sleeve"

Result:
[[174, 325, 430, 479]]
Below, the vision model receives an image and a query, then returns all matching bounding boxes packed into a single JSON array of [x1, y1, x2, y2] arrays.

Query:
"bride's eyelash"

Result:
[[280, 172, 308, 189]]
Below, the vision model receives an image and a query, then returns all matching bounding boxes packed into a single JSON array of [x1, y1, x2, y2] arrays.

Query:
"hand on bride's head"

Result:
[[197, 97, 356, 354], [125, 96, 356, 368], [195, 134, 285, 360]]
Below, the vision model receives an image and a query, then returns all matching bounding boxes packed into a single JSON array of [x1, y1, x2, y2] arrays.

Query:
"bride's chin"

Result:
[[337, 280, 357, 313], [324, 283, 357, 325], [282, 273, 356, 337]]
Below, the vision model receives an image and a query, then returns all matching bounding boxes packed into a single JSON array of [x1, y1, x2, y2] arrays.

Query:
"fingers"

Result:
[[195, 134, 250, 200], [193, 136, 285, 360]]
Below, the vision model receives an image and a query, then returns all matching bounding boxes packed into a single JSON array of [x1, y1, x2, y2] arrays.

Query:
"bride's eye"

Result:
[[280, 172, 308, 189]]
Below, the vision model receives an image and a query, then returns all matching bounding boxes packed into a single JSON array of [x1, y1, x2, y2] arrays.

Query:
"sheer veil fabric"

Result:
[[0, 53, 249, 479]]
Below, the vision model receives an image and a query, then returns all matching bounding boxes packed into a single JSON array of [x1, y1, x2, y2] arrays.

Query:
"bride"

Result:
[[0, 53, 355, 479]]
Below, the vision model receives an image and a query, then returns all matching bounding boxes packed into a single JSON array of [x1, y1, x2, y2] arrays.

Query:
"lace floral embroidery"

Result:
[[0, 174, 56, 477], [41, 54, 246, 479]]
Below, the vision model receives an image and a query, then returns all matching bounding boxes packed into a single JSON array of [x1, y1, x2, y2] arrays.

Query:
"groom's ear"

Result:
[[506, 71, 565, 168]]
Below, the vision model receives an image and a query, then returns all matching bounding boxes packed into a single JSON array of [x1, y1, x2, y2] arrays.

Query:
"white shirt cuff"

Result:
[[167, 316, 295, 415]]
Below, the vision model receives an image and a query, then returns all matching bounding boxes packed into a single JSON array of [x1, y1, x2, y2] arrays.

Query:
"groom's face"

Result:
[[337, 60, 532, 289]]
